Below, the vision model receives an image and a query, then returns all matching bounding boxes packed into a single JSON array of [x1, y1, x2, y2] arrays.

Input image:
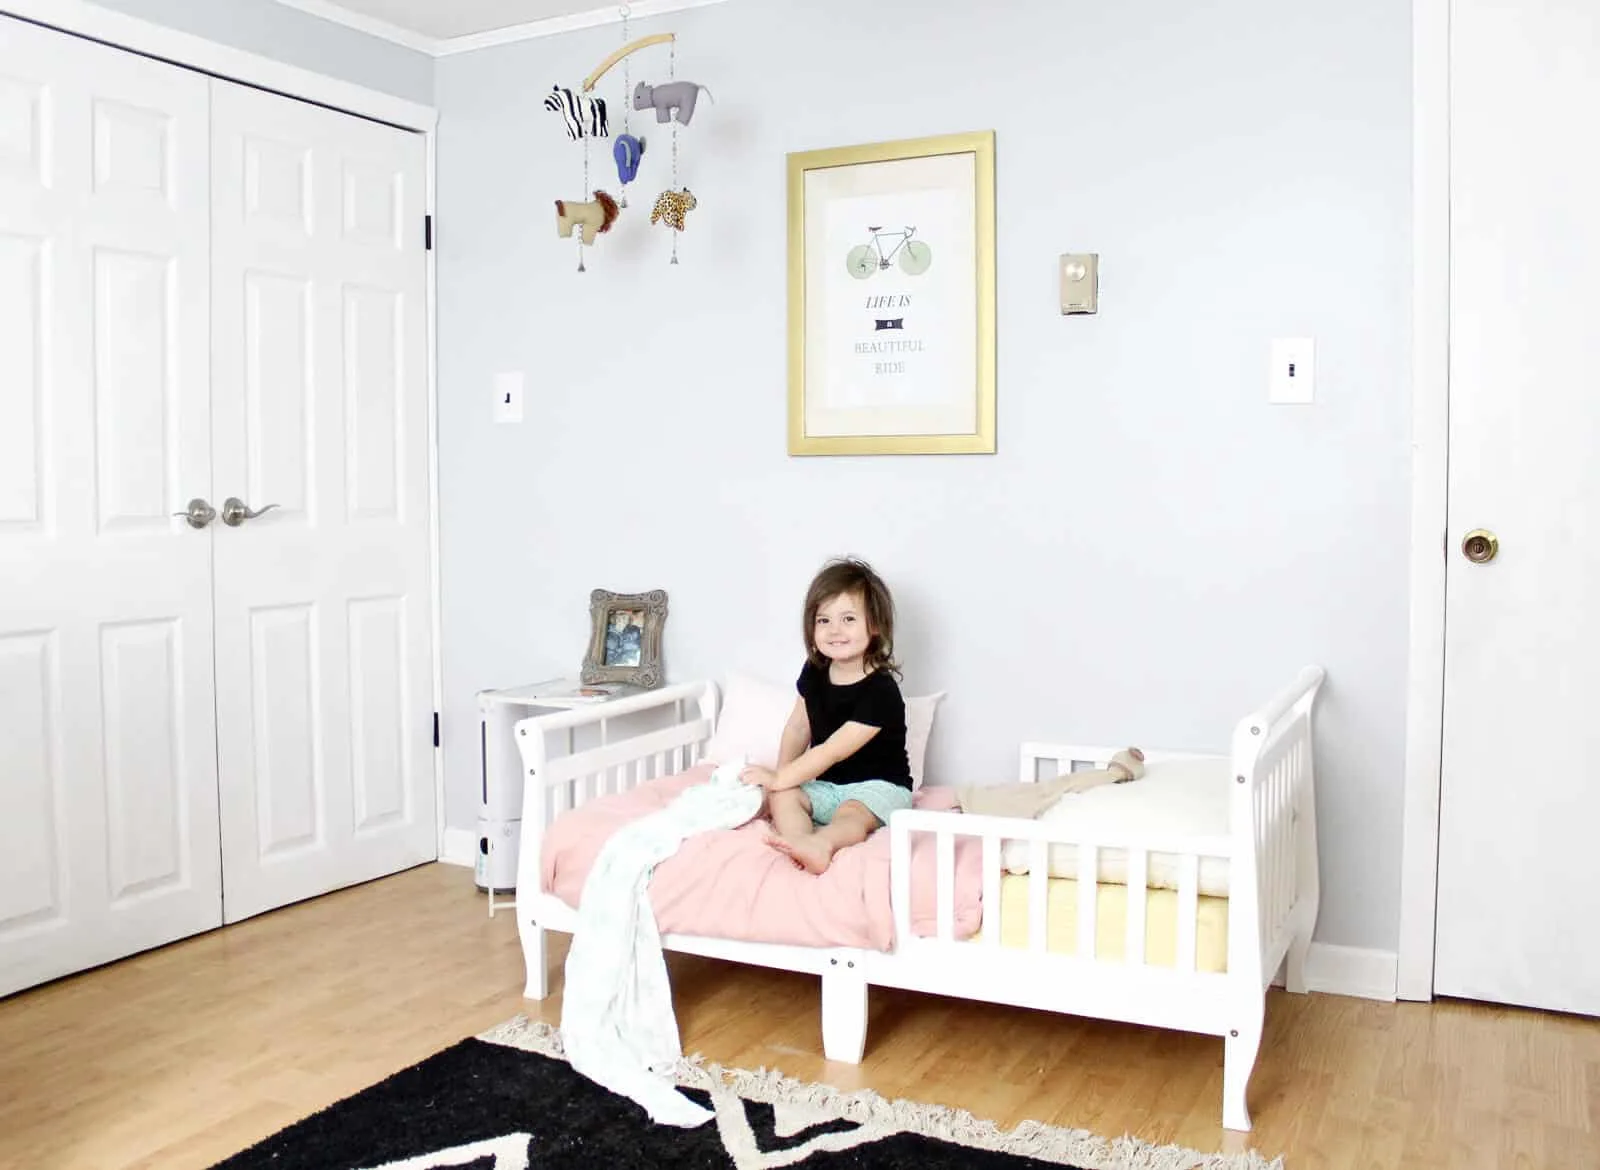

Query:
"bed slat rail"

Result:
[[535, 718, 712, 821], [888, 810, 1233, 968], [535, 718, 713, 790]]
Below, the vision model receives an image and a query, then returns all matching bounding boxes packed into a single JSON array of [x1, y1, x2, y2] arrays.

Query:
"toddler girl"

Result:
[[740, 557, 913, 873]]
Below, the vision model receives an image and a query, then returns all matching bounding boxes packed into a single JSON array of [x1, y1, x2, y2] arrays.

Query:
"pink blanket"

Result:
[[540, 765, 983, 951]]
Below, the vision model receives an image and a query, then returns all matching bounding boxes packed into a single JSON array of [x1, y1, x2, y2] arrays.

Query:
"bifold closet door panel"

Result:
[[0, 14, 220, 996], [208, 77, 436, 924]]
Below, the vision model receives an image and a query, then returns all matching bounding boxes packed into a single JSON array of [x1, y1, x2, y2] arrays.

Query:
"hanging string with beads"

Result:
[[619, 5, 631, 207], [577, 132, 590, 272], [669, 35, 679, 265]]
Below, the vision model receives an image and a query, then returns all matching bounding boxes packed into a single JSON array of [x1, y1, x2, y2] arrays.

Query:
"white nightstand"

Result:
[[475, 678, 646, 915]]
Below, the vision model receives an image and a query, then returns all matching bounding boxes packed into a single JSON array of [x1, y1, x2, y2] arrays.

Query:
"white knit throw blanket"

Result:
[[560, 758, 762, 1127]]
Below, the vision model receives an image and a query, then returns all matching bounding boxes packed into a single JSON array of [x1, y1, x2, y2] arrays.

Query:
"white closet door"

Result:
[[209, 78, 435, 923], [0, 16, 219, 996], [1434, 0, 1600, 1017]]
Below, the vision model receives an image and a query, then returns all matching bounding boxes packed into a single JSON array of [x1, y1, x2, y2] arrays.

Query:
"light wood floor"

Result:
[[1, 864, 1594, 1169]]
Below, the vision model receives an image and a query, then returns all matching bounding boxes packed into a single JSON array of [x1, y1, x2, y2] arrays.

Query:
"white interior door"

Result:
[[0, 16, 220, 996], [209, 78, 436, 923], [1434, 0, 1600, 1017]]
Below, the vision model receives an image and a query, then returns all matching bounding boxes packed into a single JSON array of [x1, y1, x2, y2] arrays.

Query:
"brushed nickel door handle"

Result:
[[173, 498, 216, 529], [221, 497, 280, 527]]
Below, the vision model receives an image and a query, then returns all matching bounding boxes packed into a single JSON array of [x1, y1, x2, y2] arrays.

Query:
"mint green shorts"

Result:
[[800, 779, 914, 827]]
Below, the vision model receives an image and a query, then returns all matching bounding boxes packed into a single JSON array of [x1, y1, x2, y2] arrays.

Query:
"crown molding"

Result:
[[4, 0, 435, 127], [269, 0, 442, 53], [269, 0, 734, 57]]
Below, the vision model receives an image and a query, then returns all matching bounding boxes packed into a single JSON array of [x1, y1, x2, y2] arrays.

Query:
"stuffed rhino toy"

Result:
[[633, 79, 713, 126]]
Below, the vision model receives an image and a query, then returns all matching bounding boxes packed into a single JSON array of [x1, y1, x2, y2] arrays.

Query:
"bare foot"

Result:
[[766, 834, 833, 874]]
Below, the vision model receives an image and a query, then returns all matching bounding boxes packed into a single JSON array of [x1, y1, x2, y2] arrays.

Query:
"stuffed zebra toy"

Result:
[[543, 85, 609, 141]]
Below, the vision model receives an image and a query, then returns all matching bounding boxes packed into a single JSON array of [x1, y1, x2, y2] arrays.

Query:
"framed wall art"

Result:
[[786, 130, 996, 456], [581, 588, 667, 688]]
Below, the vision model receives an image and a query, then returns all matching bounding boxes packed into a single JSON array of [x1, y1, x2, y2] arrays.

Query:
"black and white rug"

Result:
[[211, 1016, 1282, 1170]]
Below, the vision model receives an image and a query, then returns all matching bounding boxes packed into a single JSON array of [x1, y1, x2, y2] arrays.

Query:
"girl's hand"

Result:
[[740, 765, 778, 789]]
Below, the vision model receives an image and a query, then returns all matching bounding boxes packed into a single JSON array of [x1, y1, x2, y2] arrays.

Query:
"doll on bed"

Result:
[[739, 557, 913, 874]]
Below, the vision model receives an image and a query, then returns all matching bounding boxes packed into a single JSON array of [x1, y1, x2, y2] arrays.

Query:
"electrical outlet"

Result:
[[1270, 338, 1314, 404], [493, 372, 523, 424]]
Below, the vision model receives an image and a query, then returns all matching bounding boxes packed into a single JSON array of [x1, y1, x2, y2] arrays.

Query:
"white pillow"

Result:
[[998, 757, 1234, 896], [702, 672, 796, 770], [703, 672, 944, 789]]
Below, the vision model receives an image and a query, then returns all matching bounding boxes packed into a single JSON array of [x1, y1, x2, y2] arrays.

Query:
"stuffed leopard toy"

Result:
[[649, 188, 698, 232]]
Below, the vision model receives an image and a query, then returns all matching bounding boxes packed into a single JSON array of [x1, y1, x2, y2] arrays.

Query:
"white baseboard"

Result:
[[441, 827, 478, 869], [1274, 943, 1398, 1002]]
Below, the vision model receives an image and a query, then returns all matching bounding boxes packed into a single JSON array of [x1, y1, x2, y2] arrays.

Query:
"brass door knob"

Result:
[[1462, 528, 1499, 564]]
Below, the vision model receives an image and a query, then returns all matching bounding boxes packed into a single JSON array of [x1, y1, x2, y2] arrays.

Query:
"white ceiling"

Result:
[[271, 0, 725, 52]]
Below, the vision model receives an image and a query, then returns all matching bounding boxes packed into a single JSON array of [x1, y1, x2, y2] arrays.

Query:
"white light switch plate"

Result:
[[493, 372, 523, 424], [1270, 338, 1314, 404]]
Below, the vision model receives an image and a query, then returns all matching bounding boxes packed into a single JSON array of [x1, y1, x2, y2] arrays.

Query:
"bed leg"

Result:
[[522, 920, 549, 1000], [1285, 927, 1312, 995], [820, 961, 867, 1064], [1222, 1003, 1264, 1132]]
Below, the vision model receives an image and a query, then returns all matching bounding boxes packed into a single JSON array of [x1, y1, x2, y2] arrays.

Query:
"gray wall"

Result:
[[436, 0, 1412, 953], [83, 0, 433, 103]]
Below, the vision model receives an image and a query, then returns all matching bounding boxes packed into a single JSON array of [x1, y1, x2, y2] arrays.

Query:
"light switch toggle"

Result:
[[1270, 338, 1315, 404], [1060, 253, 1099, 314], [494, 372, 524, 424]]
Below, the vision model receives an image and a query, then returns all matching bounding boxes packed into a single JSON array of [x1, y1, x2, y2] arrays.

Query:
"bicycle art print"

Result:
[[786, 131, 996, 456], [845, 225, 933, 279]]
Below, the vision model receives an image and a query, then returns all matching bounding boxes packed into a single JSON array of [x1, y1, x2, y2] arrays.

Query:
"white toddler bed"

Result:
[[510, 666, 1325, 1132]]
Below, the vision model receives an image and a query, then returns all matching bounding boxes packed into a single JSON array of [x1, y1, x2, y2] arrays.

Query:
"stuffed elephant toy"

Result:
[[633, 79, 713, 126], [613, 133, 645, 185]]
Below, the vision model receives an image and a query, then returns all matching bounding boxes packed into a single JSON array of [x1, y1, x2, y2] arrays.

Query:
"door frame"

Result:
[[0, 0, 450, 860], [1397, 0, 1450, 1002]]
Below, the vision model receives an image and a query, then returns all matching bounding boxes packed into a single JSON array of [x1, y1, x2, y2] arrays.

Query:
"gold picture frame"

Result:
[[787, 130, 996, 456], [580, 589, 667, 689]]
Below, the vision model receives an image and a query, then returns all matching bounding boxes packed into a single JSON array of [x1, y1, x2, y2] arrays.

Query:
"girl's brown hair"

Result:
[[803, 557, 900, 677]]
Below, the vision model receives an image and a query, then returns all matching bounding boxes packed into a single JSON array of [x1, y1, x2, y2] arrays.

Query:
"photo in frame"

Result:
[[581, 588, 667, 688], [787, 130, 996, 456]]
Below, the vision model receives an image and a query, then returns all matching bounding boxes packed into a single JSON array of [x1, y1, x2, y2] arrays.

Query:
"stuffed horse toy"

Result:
[[649, 188, 697, 231], [633, 79, 713, 126], [555, 190, 620, 245], [543, 84, 609, 140]]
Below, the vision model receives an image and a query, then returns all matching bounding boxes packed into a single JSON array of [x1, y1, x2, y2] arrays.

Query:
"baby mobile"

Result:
[[544, 5, 710, 271]]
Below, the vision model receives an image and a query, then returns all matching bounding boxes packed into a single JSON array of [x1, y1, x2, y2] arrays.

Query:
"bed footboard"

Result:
[[886, 664, 1325, 1132]]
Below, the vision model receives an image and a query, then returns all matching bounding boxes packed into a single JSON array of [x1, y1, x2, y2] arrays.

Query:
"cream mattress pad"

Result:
[[992, 874, 1229, 973]]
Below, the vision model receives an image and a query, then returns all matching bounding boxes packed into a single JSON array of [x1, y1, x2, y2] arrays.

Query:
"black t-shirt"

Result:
[[796, 660, 912, 789]]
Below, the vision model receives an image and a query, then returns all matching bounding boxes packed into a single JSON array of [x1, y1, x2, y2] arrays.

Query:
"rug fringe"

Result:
[[478, 1016, 1284, 1170]]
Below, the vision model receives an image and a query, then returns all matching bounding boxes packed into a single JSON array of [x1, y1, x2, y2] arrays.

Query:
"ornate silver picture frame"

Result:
[[581, 588, 667, 688]]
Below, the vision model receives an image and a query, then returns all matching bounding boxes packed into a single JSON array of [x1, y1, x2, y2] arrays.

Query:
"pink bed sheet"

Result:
[[539, 764, 983, 952]]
